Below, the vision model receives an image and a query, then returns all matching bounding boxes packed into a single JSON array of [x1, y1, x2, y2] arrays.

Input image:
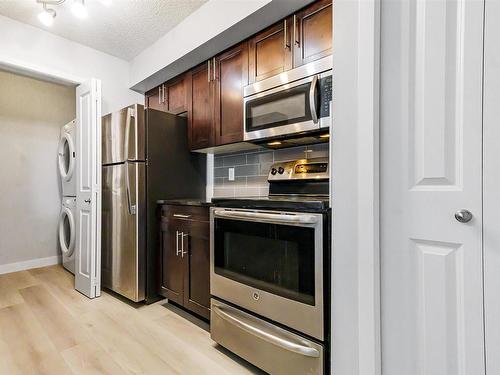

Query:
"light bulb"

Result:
[[100, 0, 112, 6], [38, 8, 55, 27], [71, 1, 88, 19]]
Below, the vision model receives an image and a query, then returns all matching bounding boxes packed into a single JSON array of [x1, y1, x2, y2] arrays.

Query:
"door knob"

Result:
[[455, 209, 473, 223], [84, 198, 91, 204]]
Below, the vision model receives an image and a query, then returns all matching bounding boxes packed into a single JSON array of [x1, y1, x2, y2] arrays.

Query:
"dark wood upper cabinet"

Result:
[[187, 63, 215, 150], [145, 85, 168, 112], [248, 18, 293, 84], [213, 42, 249, 145], [293, 0, 333, 67], [166, 75, 188, 115], [160, 205, 210, 320]]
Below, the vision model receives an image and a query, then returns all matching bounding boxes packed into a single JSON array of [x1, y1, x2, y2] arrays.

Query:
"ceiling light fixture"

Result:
[[37, 3, 56, 27], [71, 0, 88, 19], [36, 0, 110, 26]]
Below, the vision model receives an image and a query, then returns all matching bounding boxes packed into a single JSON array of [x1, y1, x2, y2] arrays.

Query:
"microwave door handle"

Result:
[[309, 74, 319, 124], [213, 210, 318, 224], [212, 304, 320, 358]]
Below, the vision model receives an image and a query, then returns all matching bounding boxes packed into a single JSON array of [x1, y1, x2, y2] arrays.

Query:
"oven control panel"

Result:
[[268, 157, 329, 181]]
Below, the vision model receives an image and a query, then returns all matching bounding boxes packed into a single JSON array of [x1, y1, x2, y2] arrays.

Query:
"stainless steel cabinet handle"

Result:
[[207, 60, 211, 82], [162, 84, 166, 104], [158, 86, 161, 105], [173, 214, 191, 219], [283, 19, 290, 49], [212, 304, 320, 358], [213, 209, 318, 224], [293, 15, 299, 46], [309, 75, 319, 124], [175, 231, 181, 256], [455, 209, 473, 223], [213, 57, 216, 81], [181, 233, 188, 257]]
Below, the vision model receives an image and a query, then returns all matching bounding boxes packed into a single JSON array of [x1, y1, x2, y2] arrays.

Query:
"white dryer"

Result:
[[59, 196, 76, 274], [58, 120, 77, 197]]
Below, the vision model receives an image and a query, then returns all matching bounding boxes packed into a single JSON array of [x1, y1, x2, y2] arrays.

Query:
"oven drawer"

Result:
[[210, 299, 324, 375]]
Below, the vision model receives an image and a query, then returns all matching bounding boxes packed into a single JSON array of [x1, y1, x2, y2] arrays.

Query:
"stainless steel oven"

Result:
[[243, 56, 332, 142], [210, 207, 324, 341]]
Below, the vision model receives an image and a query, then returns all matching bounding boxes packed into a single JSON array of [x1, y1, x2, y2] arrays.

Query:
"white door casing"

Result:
[[483, 1, 500, 373], [75, 78, 102, 298], [380, 0, 484, 374]]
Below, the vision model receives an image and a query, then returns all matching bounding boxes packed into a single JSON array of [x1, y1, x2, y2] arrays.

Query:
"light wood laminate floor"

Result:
[[0, 265, 264, 375]]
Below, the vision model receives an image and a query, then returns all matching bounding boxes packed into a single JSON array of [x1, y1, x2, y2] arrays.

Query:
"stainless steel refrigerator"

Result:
[[101, 104, 206, 303]]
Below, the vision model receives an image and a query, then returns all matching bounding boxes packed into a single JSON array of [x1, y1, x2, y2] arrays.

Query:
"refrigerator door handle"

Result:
[[125, 163, 136, 215], [124, 107, 135, 161]]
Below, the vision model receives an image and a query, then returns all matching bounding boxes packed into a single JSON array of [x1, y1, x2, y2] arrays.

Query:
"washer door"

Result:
[[58, 133, 75, 182], [59, 207, 75, 256]]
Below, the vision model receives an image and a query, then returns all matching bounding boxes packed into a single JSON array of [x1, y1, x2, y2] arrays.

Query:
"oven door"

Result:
[[210, 208, 324, 340]]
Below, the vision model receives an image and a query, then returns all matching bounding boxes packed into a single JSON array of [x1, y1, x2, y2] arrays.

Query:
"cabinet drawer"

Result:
[[161, 205, 209, 223], [211, 299, 324, 374]]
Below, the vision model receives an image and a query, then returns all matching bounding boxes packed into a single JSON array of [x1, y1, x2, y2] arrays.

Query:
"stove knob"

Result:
[[271, 168, 278, 175], [278, 167, 285, 174]]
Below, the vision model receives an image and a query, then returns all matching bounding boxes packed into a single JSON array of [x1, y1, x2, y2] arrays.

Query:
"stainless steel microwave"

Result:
[[243, 56, 332, 142]]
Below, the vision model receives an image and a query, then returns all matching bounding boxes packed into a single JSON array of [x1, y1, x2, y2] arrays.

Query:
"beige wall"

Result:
[[0, 70, 75, 269]]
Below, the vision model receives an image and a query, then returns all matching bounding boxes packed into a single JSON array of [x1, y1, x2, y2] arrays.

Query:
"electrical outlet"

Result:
[[228, 167, 235, 181]]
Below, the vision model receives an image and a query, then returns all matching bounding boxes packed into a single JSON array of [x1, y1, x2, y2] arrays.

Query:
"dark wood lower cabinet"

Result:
[[160, 205, 210, 320]]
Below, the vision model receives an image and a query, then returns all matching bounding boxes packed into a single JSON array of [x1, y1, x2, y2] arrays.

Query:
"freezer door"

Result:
[[101, 162, 146, 301], [102, 104, 145, 164]]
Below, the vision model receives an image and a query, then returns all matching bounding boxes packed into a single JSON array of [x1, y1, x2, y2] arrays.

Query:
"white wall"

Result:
[[130, 0, 270, 88], [0, 15, 141, 115], [0, 70, 76, 272]]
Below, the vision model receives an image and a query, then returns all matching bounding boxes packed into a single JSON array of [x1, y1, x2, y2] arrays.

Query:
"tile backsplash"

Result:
[[213, 143, 329, 198]]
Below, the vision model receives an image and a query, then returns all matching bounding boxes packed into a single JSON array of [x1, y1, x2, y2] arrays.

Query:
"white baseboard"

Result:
[[0, 255, 61, 275]]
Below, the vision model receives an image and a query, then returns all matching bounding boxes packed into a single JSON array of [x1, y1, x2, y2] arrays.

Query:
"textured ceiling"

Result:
[[0, 0, 207, 60]]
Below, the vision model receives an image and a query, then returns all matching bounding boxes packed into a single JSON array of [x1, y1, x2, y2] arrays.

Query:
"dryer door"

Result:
[[59, 207, 75, 256], [58, 133, 75, 182]]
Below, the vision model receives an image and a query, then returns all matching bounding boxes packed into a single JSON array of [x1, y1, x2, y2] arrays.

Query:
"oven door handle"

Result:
[[213, 210, 318, 224], [212, 304, 320, 358], [309, 74, 319, 124]]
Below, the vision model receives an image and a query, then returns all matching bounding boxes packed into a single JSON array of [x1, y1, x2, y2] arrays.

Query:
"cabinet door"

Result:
[[167, 75, 188, 115], [187, 63, 214, 150], [214, 42, 248, 145], [248, 18, 293, 84], [293, 0, 333, 67], [146, 85, 168, 112], [160, 220, 184, 305], [182, 219, 210, 320]]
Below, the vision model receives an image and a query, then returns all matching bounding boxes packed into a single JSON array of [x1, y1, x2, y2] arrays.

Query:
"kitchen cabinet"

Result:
[[166, 75, 188, 114], [292, 0, 333, 67], [145, 0, 332, 151], [159, 204, 210, 320], [145, 85, 167, 112], [213, 41, 249, 145], [248, 18, 293, 84], [187, 63, 215, 150]]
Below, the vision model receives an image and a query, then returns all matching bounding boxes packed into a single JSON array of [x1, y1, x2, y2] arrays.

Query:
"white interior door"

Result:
[[380, 0, 484, 374], [75, 78, 101, 298]]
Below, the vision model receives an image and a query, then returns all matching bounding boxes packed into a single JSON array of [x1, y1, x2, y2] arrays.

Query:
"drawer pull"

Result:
[[173, 214, 191, 219]]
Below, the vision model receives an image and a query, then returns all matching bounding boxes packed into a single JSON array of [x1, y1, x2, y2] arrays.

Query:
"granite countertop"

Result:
[[157, 198, 213, 207]]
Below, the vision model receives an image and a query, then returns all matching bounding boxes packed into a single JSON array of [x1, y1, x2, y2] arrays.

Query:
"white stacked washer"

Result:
[[58, 120, 77, 274]]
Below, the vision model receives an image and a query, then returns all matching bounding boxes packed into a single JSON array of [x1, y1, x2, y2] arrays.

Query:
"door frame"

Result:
[[331, 0, 381, 374], [483, 1, 500, 373]]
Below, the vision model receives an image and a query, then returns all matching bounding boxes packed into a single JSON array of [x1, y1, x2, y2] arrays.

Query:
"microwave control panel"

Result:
[[319, 75, 333, 119]]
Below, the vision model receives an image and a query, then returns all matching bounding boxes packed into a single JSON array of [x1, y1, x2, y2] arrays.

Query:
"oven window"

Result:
[[245, 82, 312, 131], [214, 218, 316, 305]]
